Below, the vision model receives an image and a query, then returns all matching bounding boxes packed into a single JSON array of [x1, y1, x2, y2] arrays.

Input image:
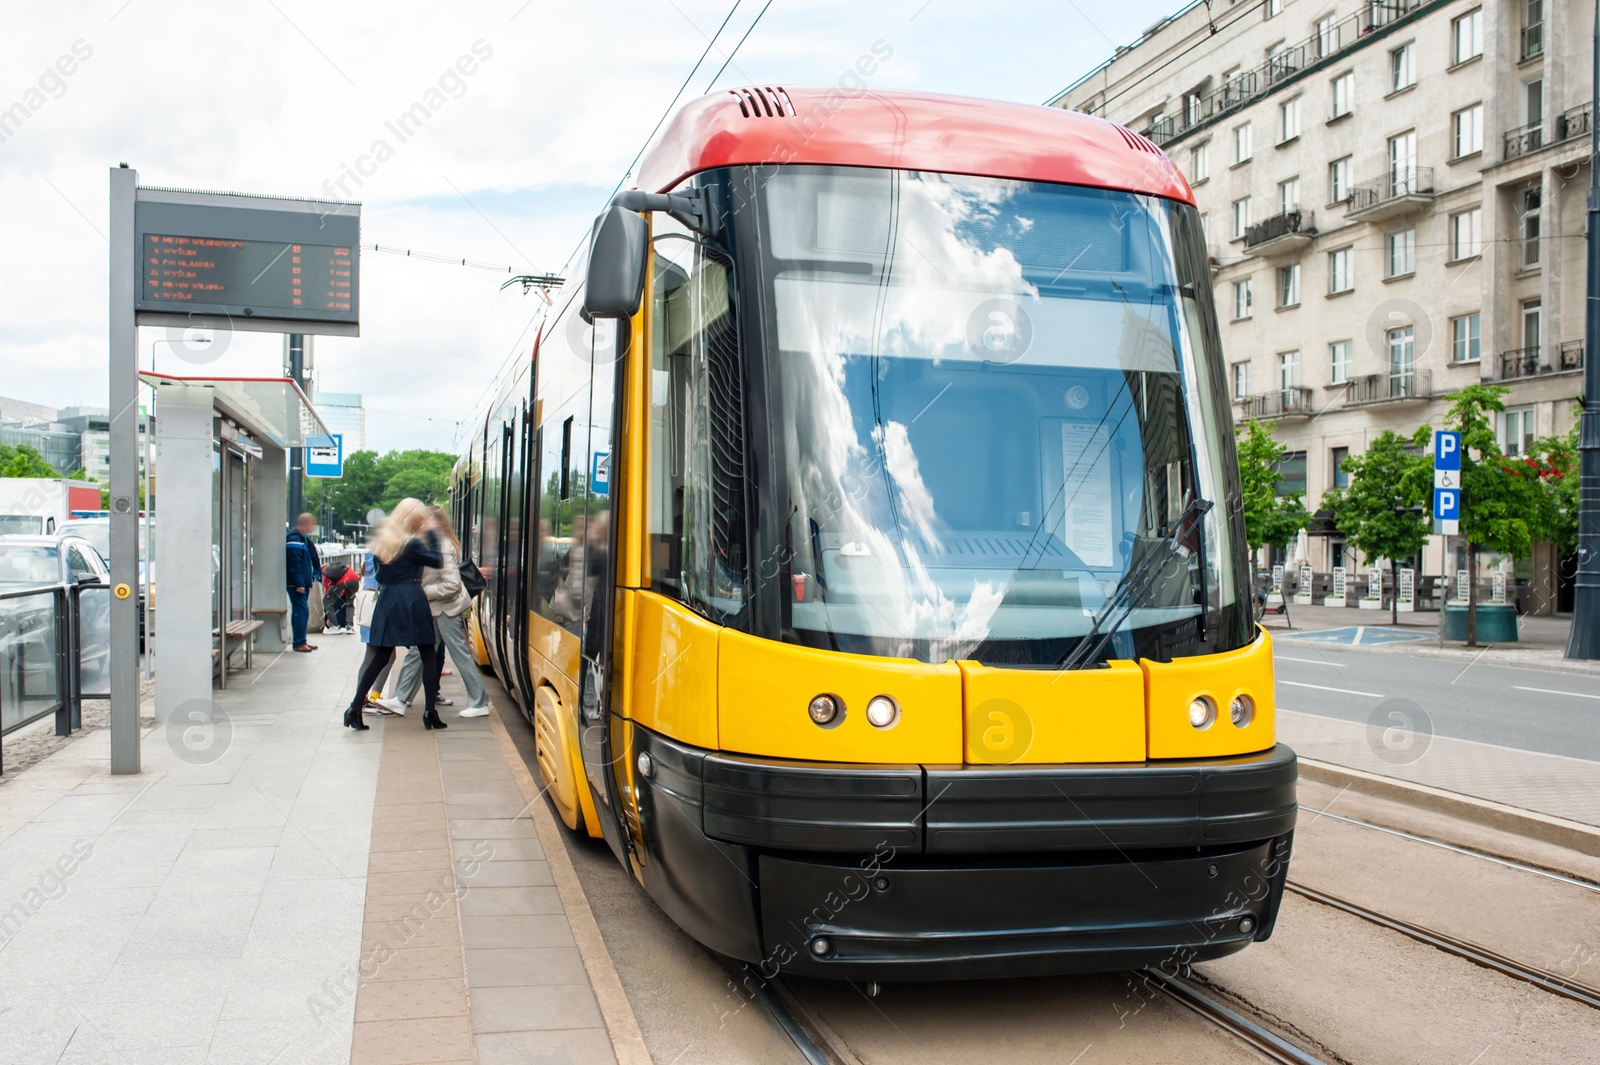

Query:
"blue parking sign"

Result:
[[1434, 487, 1460, 522], [1434, 430, 1461, 472]]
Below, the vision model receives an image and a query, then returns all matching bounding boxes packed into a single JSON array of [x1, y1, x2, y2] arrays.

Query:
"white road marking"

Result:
[[1514, 686, 1600, 701], [1279, 680, 1384, 698], [1277, 656, 1339, 665]]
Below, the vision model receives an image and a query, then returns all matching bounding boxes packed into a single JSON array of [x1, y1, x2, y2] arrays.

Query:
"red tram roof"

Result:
[[634, 86, 1193, 206]]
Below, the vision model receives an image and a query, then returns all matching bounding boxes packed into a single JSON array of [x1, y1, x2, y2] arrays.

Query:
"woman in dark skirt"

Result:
[[344, 498, 448, 731]]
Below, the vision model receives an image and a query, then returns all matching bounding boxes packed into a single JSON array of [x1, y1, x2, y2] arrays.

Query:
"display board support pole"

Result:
[[286, 334, 305, 523], [109, 165, 141, 774]]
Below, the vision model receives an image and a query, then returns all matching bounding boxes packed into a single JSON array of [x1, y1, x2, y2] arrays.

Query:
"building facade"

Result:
[[1053, 0, 1589, 610], [313, 392, 366, 453]]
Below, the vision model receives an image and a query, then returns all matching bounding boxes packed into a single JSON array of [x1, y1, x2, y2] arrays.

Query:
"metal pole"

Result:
[[108, 165, 140, 773], [1568, 0, 1600, 659], [286, 334, 305, 523]]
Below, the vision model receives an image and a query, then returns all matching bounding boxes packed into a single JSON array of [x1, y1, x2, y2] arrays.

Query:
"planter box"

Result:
[[1321, 596, 1349, 607], [1293, 594, 1314, 605], [1396, 600, 1415, 613], [1358, 598, 1384, 610]]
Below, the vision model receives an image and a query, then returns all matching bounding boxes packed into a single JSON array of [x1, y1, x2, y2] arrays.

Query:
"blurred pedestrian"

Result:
[[382, 507, 491, 718], [343, 499, 447, 731], [286, 512, 321, 652]]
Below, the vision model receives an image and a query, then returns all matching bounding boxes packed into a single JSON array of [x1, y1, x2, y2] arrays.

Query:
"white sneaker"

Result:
[[376, 697, 409, 716], [458, 704, 490, 718]]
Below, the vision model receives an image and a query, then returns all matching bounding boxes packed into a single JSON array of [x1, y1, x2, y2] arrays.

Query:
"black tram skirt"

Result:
[[625, 727, 1297, 981]]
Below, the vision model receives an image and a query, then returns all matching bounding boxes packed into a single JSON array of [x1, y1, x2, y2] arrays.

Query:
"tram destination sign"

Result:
[[133, 188, 360, 336]]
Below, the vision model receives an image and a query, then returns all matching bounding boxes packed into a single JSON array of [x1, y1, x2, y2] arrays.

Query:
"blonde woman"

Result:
[[382, 507, 490, 718], [343, 498, 448, 731]]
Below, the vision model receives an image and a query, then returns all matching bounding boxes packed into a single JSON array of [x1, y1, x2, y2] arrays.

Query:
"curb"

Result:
[[1299, 757, 1600, 859], [486, 706, 653, 1065]]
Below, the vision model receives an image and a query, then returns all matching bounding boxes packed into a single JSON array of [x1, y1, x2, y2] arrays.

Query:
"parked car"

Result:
[[0, 534, 114, 705]]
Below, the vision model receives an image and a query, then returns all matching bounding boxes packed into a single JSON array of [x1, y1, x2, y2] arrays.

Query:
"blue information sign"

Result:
[[590, 450, 610, 495], [1434, 430, 1461, 471], [1433, 487, 1460, 522], [306, 433, 344, 478]]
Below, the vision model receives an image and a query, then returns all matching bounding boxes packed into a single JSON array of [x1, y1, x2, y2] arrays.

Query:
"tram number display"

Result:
[[141, 234, 354, 316]]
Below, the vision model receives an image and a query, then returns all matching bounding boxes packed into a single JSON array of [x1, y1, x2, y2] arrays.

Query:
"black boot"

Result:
[[343, 705, 370, 731], [423, 707, 447, 730]]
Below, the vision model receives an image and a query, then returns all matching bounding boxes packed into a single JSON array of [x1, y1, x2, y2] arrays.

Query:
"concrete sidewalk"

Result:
[[1264, 603, 1600, 673], [0, 635, 641, 1065]]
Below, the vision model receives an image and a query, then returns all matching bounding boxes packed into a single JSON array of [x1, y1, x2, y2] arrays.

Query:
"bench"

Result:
[[215, 619, 267, 678]]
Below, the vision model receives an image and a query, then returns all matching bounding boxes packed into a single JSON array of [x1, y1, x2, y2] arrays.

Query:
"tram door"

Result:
[[491, 421, 516, 689], [508, 399, 538, 716], [575, 314, 630, 862]]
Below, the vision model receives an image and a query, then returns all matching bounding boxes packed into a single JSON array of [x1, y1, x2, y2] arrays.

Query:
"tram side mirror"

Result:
[[583, 206, 650, 320]]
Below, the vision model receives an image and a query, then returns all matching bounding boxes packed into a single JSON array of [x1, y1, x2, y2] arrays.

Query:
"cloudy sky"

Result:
[[1, 0, 1176, 454]]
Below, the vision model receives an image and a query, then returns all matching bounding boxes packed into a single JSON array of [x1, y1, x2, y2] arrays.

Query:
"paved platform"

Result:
[[0, 634, 639, 1065]]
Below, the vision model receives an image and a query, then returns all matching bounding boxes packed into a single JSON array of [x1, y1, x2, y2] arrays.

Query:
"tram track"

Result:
[[1284, 880, 1600, 1011], [1140, 968, 1335, 1065]]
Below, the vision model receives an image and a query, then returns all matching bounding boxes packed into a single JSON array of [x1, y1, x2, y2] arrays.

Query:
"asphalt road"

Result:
[[1271, 641, 1600, 763]]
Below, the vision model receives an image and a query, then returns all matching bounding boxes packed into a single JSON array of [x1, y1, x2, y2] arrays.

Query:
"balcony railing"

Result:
[[1521, 22, 1544, 61], [1345, 369, 1430, 405], [1140, 0, 1421, 147], [1559, 104, 1592, 144], [1241, 387, 1314, 419], [1244, 209, 1316, 252], [1501, 342, 1585, 379], [1503, 122, 1545, 160], [1347, 167, 1434, 217]]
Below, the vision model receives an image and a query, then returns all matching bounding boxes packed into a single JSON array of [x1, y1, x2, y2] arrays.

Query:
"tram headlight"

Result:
[[808, 694, 841, 726], [865, 695, 900, 729], [1229, 695, 1255, 728], [1187, 696, 1216, 730]]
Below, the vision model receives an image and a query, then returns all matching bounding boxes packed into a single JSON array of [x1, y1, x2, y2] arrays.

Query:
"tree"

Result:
[[0, 444, 59, 478], [1520, 421, 1578, 555], [1438, 384, 1545, 646], [1322, 429, 1433, 624], [302, 448, 457, 535], [1235, 419, 1311, 591]]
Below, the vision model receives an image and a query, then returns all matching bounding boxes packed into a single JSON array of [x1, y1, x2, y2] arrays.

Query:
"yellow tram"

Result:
[[452, 86, 1296, 980]]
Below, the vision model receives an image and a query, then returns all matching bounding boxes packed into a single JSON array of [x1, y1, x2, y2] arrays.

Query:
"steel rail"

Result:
[[1140, 968, 1332, 1064], [721, 961, 844, 1065], [1286, 881, 1600, 1011]]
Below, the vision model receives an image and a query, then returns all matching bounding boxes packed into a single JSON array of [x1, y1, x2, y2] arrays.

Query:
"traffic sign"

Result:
[[306, 433, 343, 478], [1434, 486, 1460, 534], [590, 450, 610, 495], [1434, 430, 1461, 471]]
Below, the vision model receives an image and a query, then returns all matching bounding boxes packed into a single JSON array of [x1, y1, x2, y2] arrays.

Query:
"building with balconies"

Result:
[[1051, 0, 1590, 612]]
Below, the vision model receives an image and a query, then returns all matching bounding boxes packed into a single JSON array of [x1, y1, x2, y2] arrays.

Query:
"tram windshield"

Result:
[[752, 166, 1251, 666]]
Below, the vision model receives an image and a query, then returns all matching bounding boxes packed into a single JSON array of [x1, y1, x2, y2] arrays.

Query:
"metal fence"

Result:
[[0, 582, 111, 774]]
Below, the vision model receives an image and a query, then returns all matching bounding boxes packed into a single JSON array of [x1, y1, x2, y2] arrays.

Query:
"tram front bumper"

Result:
[[627, 728, 1296, 980]]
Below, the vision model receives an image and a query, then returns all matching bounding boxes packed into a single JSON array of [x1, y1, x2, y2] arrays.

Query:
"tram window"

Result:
[[647, 213, 747, 615]]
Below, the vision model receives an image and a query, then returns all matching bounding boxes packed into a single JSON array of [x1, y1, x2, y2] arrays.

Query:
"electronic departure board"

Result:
[[142, 235, 353, 314], [133, 190, 361, 334]]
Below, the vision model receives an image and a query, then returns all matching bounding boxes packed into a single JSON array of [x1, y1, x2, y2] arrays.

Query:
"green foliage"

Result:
[[1235, 419, 1311, 554], [303, 448, 457, 534], [1517, 421, 1578, 553], [0, 444, 59, 478], [1439, 384, 1543, 559]]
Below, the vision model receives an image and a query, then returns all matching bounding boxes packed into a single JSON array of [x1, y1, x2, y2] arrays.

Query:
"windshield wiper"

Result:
[[1058, 496, 1213, 670]]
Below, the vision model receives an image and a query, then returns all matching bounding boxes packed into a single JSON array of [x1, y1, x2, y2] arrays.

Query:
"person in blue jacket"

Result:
[[285, 513, 322, 653]]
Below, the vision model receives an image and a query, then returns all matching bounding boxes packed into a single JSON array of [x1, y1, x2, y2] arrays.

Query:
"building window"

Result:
[[1315, 15, 1338, 58], [1452, 104, 1483, 158], [1278, 176, 1300, 214], [1385, 228, 1415, 278], [1388, 326, 1415, 386], [1278, 350, 1301, 389], [1191, 141, 1210, 183], [1452, 9, 1483, 65], [1524, 0, 1544, 60], [1329, 340, 1352, 383], [1277, 264, 1300, 308], [1276, 451, 1307, 497], [1328, 247, 1353, 293], [1233, 122, 1253, 163], [1233, 360, 1252, 398], [1234, 278, 1254, 319], [1233, 197, 1252, 238], [1520, 187, 1542, 268], [1450, 208, 1482, 260], [1331, 446, 1351, 489], [1265, 0, 1283, 19], [1390, 42, 1415, 93], [1389, 130, 1417, 192], [1451, 313, 1481, 362], [1501, 407, 1536, 457], [1199, 212, 1211, 244], [1330, 71, 1353, 118], [1279, 96, 1301, 142], [1522, 298, 1542, 350], [1329, 156, 1352, 203]]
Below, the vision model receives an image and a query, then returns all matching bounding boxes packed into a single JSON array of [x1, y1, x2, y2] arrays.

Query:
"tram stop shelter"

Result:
[[141, 372, 334, 723]]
